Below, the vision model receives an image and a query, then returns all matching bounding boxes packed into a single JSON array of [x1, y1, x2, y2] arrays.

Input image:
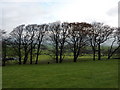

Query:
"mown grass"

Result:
[[0, 66, 2, 89], [2, 59, 118, 88]]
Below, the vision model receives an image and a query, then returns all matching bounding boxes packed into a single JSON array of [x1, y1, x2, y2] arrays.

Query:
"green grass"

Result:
[[2, 59, 118, 88], [0, 66, 2, 89]]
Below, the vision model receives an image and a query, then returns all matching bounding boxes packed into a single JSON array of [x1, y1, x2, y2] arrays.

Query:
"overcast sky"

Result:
[[0, 0, 119, 33]]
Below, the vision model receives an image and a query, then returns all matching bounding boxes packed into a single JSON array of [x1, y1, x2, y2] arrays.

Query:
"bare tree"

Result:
[[59, 22, 69, 63], [91, 22, 114, 60], [25, 24, 37, 64], [108, 27, 120, 59], [10, 25, 24, 64], [22, 25, 36, 64], [87, 27, 98, 61], [47, 22, 70, 63], [0, 30, 7, 66], [35, 24, 48, 64], [48, 21, 61, 63], [0, 30, 2, 66], [68, 22, 92, 62]]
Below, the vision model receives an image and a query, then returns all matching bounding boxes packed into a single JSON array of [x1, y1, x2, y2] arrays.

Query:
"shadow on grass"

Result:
[[4, 55, 119, 66]]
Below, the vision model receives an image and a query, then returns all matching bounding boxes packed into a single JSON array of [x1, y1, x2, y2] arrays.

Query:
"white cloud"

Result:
[[0, 0, 71, 3], [0, 0, 119, 33], [56, 0, 118, 26], [107, 6, 118, 16], [0, 2, 59, 33]]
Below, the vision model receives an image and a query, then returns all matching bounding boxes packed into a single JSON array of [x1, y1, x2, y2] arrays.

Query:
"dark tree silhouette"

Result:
[[59, 22, 69, 63], [108, 27, 120, 59], [25, 24, 37, 64], [48, 21, 61, 63], [3, 21, 118, 66], [68, 22, 92, 62], [35, 24, 48, 64], [87, 27, 98, 61], [1, 30, 7, 66], [91, 22, 114, 60], [10, 25, 24, 64], [48, 22, 69, 63], [22, 26, 33, 64]]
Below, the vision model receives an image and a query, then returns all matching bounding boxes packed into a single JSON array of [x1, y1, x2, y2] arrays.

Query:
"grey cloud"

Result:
[[0, 0, 72, 33], [0, 0, 70, 3], [107, 6, 118, 16], [0, 0, 52, 2], [0, 2, 52, 33]]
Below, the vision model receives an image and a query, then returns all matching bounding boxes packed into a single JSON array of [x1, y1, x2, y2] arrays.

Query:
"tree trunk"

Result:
[[73, 42, 77, 62], [18, 44, 21, 65], [35, 35, 44, 64], [35, 52, 39, 64], [108, 55, 111, 59], [2, 59, 6, 66], [18, 56, 21, 65], [23, 48, 28, 64], [93, 48, 96, 61], [30, 44, 33, 64], [2, 41, 6, 66], [35, 45, 40, 64], [56, 43, 59, 63], [108, 49, 111, 59], [59, 51, 62, 63], [107, 46, 120, 59], [73, 51, 77, 62], [59, 46, 63, 63], [23, 55, 28, 64], [74, 56, 77, 62], [55, 35, 59, 63], [35, 40, 42, 64], [98, 43, 101, 60]]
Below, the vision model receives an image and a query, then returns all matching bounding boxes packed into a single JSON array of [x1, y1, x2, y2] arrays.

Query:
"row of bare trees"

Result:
[[8, 24, 48, 65], [1, 21, 120, 65]]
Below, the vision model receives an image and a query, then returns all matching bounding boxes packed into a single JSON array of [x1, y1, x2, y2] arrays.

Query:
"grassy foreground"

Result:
[[0, 66, 2, 89], [2, 59, 118, 88]]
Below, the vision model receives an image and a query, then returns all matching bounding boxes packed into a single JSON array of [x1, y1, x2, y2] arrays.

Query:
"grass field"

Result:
[[0, 66, 2, 89], [2, 59, 118, 88]]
